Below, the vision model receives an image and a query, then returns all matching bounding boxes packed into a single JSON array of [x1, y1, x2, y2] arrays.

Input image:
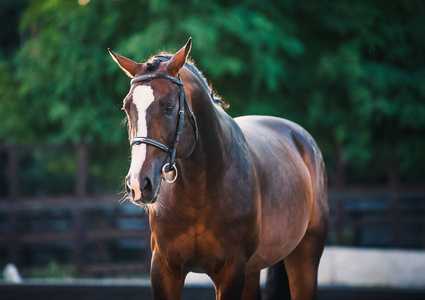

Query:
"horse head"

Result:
[[109, 38, 197, 206]]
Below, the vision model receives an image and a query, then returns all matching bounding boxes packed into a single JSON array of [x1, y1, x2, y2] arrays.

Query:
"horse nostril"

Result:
[[141, 177, 153, 195]]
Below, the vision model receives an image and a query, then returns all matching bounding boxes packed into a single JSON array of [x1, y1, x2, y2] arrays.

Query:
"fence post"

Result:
[[7, 145, 19, 265]]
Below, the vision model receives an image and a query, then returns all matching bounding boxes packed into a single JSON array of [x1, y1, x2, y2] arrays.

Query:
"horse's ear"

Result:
[[167, 38, 192, 76], [108, 48, 140, 78]]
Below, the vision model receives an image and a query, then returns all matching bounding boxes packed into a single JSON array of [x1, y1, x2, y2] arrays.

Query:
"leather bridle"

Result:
[[129, 72, 198, 183]]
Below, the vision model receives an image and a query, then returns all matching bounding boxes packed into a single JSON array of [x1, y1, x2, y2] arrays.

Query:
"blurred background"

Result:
[[0, 0, 424, 295]]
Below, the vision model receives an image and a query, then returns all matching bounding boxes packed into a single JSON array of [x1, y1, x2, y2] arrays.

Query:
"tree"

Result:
[[1, 0, 424, 187], [10, 0, 126, 144], [291, 1, 425, 185]]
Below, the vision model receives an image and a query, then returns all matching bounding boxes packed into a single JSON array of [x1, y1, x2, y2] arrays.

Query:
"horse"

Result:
[[108, 38, 329, 300]]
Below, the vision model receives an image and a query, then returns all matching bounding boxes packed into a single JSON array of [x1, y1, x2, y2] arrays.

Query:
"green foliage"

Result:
[[0, 0, 424, 185], [11, 1, 124, 144], [297, 1, 425, 181]]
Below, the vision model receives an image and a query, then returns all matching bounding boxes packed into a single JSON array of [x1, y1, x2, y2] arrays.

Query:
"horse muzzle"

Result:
[[126, 174, 161, 205]]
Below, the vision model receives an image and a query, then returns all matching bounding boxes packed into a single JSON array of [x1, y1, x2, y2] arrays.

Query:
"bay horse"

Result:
[[108, 38, 329, 300]]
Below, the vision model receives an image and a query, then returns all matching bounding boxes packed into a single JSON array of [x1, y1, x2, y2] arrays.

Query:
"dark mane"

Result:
[[146, 54, 226, 107]]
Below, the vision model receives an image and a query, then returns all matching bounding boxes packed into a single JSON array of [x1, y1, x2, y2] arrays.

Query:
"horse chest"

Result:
[[153, 222, 226, 272]]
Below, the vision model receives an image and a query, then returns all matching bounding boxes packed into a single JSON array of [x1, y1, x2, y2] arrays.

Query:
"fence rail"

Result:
[[1, 188, 425, 277]]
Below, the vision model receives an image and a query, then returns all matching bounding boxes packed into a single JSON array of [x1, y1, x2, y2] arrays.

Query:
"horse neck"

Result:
[[177, 73, 240, 191]]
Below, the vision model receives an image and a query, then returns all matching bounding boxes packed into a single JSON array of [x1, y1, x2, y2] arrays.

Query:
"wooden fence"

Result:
[[0, 196, 151, 276], [329, 188, 425, 248], [0, 144, 424, 277], [1, 188, 424, 277]]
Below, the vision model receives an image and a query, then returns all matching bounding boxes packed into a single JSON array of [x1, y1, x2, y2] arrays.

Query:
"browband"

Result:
[[130, 73, 182, 86]]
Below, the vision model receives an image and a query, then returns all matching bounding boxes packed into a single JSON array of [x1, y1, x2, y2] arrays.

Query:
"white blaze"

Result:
[[128, 85, 155, 200]]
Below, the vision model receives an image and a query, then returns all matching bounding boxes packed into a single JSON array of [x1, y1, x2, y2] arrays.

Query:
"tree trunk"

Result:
[[74, 141, 88, 276], [334, 144, 346, 189], [389, 151, 400, 248], [7, 145, 19, 201], [334, 143, 346, 245], [75, 141, 88, 199], [7, 145, 19, 265]]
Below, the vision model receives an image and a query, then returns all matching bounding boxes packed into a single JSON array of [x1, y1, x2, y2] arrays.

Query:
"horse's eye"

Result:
[[165, 103, 174, 114]]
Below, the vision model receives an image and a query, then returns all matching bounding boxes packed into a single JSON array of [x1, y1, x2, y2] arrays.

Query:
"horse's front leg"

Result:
[[150, 252, 186, 300], [212, 260, 247, 300], [241, 271, 261, 300]]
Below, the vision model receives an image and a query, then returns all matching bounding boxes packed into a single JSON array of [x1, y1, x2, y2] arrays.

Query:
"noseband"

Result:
[[129, 73, 198, 183]]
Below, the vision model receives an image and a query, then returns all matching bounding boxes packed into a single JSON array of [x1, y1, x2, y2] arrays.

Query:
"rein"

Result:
[[129, 72, 198, 183]]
